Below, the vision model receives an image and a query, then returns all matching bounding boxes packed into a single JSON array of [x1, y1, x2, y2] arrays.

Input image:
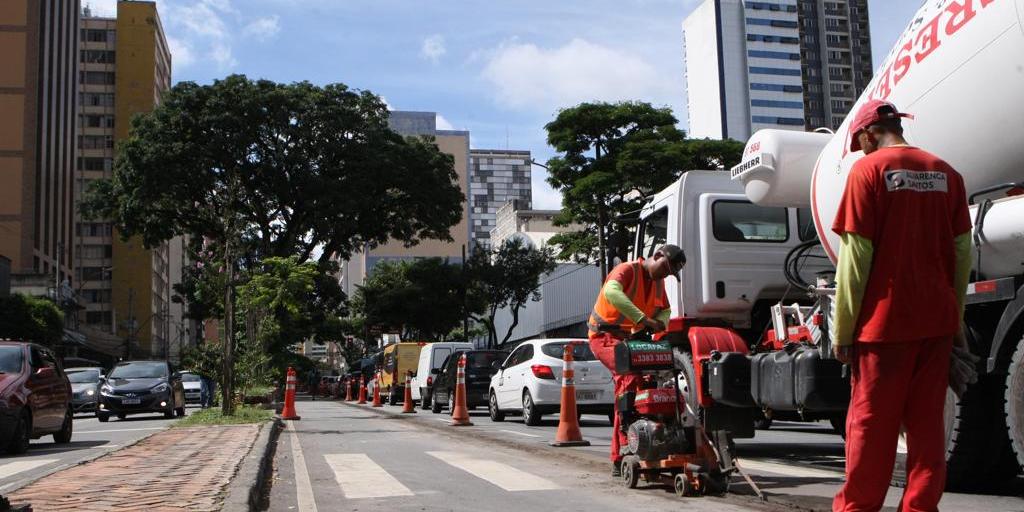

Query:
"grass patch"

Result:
[[173, 405, 274, 427], [241, 385, 275, 397]]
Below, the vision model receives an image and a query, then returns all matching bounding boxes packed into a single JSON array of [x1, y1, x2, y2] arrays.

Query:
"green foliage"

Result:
[[467, 238, 558, 347], [0, 294, 64, 347], [544, 101, 744, 266], [172, 404, 273, 427]]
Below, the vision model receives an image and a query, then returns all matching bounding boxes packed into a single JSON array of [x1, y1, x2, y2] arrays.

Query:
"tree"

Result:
[[544, 101, 744, 275], [0, 294, 64, 347], [467, 238, 558, 347], [84, 75, 464, 414]]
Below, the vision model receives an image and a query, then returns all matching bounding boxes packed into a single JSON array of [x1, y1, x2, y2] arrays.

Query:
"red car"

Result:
[[0, 341, 73, 454]]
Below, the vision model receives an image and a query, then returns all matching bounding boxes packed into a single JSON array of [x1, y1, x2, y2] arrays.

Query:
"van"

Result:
[[411, 341, 472, 409], [380, 342, 428, 405]]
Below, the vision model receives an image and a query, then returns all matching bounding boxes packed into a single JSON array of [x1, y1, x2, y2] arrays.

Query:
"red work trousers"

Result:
[[834, 336, 952, 512], [588, 332, 642, 463]]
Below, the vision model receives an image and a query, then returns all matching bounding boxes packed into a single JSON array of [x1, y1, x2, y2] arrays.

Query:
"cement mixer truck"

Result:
[[640, 0, 1023, 490], [728, 0, 1024, 489]]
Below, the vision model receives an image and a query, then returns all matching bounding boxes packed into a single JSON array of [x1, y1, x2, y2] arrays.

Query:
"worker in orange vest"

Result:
[[588, 244, 685, 477]]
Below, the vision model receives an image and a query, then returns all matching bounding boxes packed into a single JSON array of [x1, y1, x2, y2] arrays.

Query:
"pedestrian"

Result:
[[831, 99, 974, 512], [308, 369, 319, 401], [200, 374, 216, 408], [586, 244, 685, 478]]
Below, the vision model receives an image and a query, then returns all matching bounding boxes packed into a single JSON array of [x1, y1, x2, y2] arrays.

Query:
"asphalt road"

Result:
[[0, 405, 198, 494], [269, 396, 1024, 512]]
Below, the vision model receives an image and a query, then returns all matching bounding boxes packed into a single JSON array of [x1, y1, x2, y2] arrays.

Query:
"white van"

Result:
[[411, 342, 472, 409]]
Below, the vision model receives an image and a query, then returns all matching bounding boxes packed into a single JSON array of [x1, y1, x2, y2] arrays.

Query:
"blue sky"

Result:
[[88, 0, 922, 209]]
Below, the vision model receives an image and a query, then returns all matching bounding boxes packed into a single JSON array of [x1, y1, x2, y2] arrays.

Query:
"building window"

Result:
[[752, 116, 805, 126], [746, 34, 800, 44], [80, 29, 115, 43], [750, 83, 803, 93], [745, 1, 797, 12], [80, 114, 114, 128], [747, 50, 800, 61], [751, 99, 804, 109], [77, 157, 113, 171], [85, 311, 113, 327], [80, 71, 116, 85], [80, 50, 115, 64], [749, 67, 802, 76], [78, 135, 113, 149], [80, 92, 115, 107], [746, 18, 799, 29], [80, 245, 113, 259], [77, 223, 113, 237]]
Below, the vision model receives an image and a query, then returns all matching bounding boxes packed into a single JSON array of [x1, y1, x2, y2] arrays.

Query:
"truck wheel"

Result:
[[388, 388, 398, 406], [1005, 336, 1024, 469], [673, 351, 703, 421]]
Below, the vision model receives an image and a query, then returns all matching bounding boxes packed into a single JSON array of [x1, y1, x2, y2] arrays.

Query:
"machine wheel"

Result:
[[420, 389, 431, 410], [6, 410, 30, 455], [53, 408, 73, 444], [620, 456, 640, 489], [1006, 336, 1024, 469], [673, 351, 702, 421], [753, 411, 772, 430], [489, 392, 505, 422], [700, 472, 730, 495], [388, 388, 398, 406], [522, 390, 541, 426], [674, 473, 691, 497], [431, 392, 443, 414]]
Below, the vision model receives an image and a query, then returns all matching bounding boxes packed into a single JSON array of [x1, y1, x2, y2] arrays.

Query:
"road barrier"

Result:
[[450, 353, 473, 426], [280, 367, 301, 420], [551, 343, 589, 447], [344, 377, 353, 401], [372, 370, 384, 407], [401, 371, 417, 414], [357, 375, 367, 404]]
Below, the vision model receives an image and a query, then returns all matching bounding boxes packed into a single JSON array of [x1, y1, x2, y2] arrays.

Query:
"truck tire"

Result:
[[673, 350, 703, 421], [892, 375, 1019, 491], [1005, 336, 1024, 469], [388, 387, 398, 406]]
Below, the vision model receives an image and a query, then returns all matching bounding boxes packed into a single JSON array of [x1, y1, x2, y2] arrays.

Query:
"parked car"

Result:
[[488, 339, 614, 425], [0, 341, 73, 454], [180, 371, 203, 405], [98, 360, 186, 422], [67, 367, 104, 415], [431, 350, 507, 414], [412, 341, 472, 409]]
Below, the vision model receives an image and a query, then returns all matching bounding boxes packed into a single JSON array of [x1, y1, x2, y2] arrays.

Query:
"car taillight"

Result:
[[531, 365, 555, 380], [426, 376, 433, 386]]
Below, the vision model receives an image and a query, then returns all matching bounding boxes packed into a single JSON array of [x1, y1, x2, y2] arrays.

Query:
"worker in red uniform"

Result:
[[831, 99, 973, 512], [588, 244, 685, 477]]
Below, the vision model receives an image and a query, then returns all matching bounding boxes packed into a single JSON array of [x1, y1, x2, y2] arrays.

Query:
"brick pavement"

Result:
[[8, 424, 261, 511]]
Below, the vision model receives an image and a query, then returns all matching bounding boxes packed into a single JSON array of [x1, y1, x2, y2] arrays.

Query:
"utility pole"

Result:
[[125, 288, 134, 359]]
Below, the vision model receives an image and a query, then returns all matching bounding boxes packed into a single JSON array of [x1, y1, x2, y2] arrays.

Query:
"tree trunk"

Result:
[[502, 304, 521, 345], [595, 143, 608, 281]]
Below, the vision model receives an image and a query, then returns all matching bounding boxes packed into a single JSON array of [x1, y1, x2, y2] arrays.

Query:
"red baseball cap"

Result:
[[848, 99, 914, 152]]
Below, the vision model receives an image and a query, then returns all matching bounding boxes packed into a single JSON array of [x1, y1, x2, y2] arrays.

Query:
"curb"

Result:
[[220, 417, 283, 512]]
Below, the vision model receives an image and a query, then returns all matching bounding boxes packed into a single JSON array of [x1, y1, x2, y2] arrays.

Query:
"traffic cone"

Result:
[[280, 367, 301, 421], [357, 375, 367, 404], [551, 342, 589, 447], [344, 378, 353, 401], [450, 353, 473, 426], [371, 370, 384, 407], [401, 371, 417, 414]]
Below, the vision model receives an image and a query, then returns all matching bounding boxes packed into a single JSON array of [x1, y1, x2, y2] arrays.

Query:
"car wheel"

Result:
[[97, 412, 110, 423], [489, 392, 505, 422], [117, 414, 126, 420], [164, 407, 174, 419], [54, 408, 73, 444], [6, 410, 31, 455], [448, 391, 455, 416], [420, 389, 431, 410], [176, 406, 186, 417], [522, 390, 541, 426], [431, 392, 443, 414]]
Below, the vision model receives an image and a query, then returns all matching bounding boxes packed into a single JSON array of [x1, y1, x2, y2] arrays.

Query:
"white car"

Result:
[[488, 338, 614, 426]]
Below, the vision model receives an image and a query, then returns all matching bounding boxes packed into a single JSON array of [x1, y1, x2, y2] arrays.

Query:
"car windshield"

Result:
[[68, 369, 101, 383], [467, 352, 507, 370], [541, 342, 597, 361], [109, 362, 167, 379], [0, 346, 23, 373], [180, 373, 201, 382]]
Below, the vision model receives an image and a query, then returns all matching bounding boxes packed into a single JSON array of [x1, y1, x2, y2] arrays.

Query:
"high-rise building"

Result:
[[338, 111, 471, 297], [468, 149, 532, 250], [74, 1, 177, 359], [683, 0, 871, 140], [796, 0, 872, 130], [0, 0, 81, 283]]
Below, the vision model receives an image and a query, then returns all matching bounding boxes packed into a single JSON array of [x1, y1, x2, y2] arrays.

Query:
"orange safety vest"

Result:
[[588, 259, 668, 335]]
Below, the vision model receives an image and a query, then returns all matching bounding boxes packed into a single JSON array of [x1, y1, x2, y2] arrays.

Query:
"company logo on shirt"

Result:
[[884, 170, 948, 193]]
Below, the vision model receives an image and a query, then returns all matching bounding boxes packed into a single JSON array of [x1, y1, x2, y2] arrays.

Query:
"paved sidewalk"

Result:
[[7, 424, 261, 511]]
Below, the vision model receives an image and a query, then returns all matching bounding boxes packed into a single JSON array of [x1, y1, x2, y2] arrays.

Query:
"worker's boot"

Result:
[[611, 460, 622, 478]]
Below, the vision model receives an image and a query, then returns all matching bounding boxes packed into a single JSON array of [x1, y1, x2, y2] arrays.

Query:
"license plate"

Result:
[[576, 391, 597, 401], [122, 398, 141, 405]]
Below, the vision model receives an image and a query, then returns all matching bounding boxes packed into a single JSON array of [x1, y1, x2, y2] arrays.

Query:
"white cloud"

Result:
[[167, 37, 195, 68], [242, 16, 281, 41], [436, 114, 454, 130], [210, 42, 238, 69], [421, 35, 446, 63], [480, 38, 675, 111], [176, 2, 229, 39]]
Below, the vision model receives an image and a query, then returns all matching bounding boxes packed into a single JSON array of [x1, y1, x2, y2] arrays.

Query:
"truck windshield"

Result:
[[638, 207, 669, 258], [0, 346, 23, 373]]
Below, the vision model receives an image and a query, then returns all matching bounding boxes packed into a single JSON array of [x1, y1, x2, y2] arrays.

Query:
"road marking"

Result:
[[75, 427, 166, 434], [324, 454, 414, 499], [433, 418, 453, 424], [499, 429, 540, 438], [739, 458, 844, 479], [0, 459, 59, 480], [427, 451, 559, 491], [287, 421, 318, 511]]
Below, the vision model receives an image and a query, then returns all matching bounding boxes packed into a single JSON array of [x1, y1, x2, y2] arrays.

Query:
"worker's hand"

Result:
[[949, 343, 981, 399], [833, 344, 854, 364], [640, 317, 666, 333], [953, 325, 969, 350]]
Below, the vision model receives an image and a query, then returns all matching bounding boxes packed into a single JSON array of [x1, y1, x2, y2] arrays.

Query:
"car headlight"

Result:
[[151, 383, 170, 394], [86, 389, 95, 396]]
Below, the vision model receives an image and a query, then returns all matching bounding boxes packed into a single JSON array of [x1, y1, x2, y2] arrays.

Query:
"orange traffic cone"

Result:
[[344, 378, 353, 401], [401, 371, 417, 414], [450, 353, 473, 426], [357, 375, 367, 404], [551, 342, 589, 447], [280, 367, 301, 421], [371, 370, 384, 407]]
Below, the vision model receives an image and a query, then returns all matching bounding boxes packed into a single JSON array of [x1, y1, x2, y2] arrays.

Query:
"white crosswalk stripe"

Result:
[[426, 451, 560, 491], [739, 458, 844, 479], [0, 459, 59, 480], [324, 453, 414, 499]]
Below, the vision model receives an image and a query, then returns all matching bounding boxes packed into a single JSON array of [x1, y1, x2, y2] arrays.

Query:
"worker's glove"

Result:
[[949, 344, 980, 399]]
